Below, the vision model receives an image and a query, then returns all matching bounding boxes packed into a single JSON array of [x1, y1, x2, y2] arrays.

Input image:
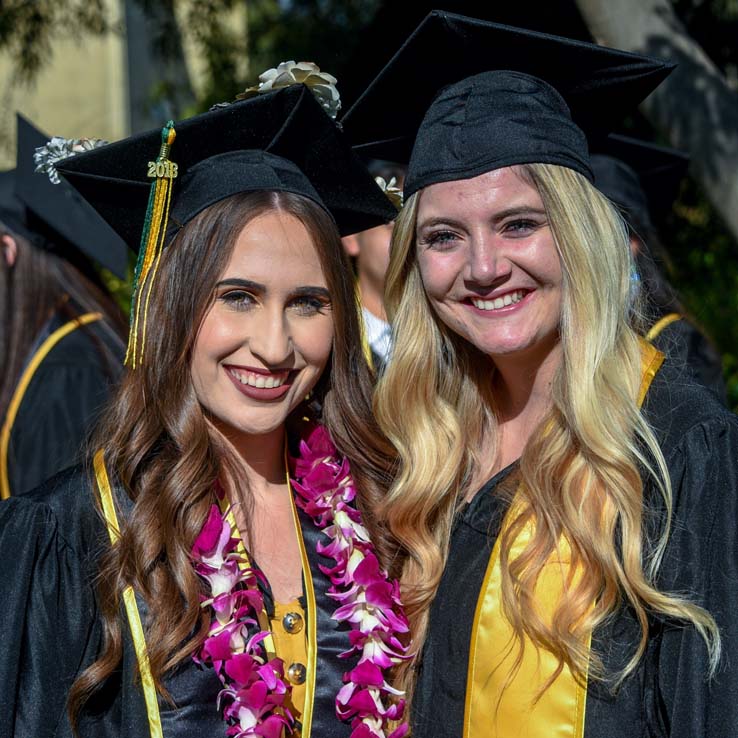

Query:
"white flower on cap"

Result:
[[34, 136, 108, 185], [238, 61, 341, 119], [374, 175, 403, 211]]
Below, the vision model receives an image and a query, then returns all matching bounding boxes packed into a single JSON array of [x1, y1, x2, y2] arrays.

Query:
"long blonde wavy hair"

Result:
[[375, 163, 720, 701]]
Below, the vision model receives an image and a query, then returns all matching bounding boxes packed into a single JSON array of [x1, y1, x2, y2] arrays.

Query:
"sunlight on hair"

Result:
[[375, 164, 721, 707]]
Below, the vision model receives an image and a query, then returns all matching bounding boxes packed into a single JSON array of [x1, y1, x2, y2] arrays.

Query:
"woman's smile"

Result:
[[466, 288, 532, 314], [225, 365, 293, 400]]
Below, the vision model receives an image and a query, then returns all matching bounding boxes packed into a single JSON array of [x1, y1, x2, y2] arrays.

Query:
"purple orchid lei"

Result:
[[191, 425, 410, 738]]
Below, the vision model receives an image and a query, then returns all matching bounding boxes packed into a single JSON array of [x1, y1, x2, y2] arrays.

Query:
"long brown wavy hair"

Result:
[[374, 164, 720, 704], [68, 191, 393, 723]]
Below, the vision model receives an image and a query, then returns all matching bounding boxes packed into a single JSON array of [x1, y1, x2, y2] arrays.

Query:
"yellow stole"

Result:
[[0, 312, 102, 499], [93, 450, 318, 738], [463, 341, 664, 738], [646, 312, 681, 343]]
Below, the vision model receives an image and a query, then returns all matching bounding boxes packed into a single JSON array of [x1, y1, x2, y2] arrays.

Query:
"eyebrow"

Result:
[[417, 206, 547, 231], [215, 278, 265, 291], [215, 278, 331, 300], [293, 286, 332, 300]]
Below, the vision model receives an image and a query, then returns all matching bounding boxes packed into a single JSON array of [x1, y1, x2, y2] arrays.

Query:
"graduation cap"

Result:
[[0, 170, 32, 245], [0, 114, 128, 278], [56, 82, 397, 367], [57, 84, 396, 248], [342, 10, 675, 198], [591, 134, 689, 232]]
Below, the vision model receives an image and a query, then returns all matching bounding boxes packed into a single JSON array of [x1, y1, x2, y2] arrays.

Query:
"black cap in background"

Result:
[[591, 134, 689, 232], [1, 114, 129, 278], [343, 10, 674, 198], [57, 84, 398, 251]]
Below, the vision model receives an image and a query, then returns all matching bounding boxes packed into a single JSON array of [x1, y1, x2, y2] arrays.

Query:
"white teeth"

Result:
[[471, 290, 526, 311], [230, 369, 287, 388]]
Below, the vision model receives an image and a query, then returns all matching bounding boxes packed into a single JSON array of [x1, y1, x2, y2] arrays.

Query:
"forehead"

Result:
[[222, 210, 327, 285], [417, 166, 542, 218]]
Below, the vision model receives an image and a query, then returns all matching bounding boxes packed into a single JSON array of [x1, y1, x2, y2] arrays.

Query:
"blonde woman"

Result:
[[344, 12, 738, 738]]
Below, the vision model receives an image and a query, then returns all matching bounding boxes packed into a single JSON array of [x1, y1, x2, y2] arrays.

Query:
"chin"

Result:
[[209, 407, 291, 440], [460, 331, 530, 357]]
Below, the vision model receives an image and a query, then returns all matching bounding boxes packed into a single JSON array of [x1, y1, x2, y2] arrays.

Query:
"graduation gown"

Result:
[[413, 353, 738, 738], [0, 308, 124, 499], [647, 312, 727, 405], [0, 461, 359, 738]]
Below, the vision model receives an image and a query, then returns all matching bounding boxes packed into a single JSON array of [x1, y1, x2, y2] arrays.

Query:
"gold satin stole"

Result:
[[463, 341, 664, 738]]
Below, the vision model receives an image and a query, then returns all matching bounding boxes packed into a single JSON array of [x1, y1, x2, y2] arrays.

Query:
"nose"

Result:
[[247, 305, 293, 367], [467, 232, 511, 286]]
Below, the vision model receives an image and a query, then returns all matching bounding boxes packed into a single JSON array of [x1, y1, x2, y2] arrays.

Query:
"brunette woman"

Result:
[[0, 114, 127, 498], [344, 12, 738, 738], [0, 77, 407, 738]]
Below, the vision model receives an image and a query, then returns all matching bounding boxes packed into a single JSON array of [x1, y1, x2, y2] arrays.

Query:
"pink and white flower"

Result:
[[191, 425, 410, 738]]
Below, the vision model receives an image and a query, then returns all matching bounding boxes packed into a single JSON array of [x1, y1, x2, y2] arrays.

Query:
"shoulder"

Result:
[[2, 464, 105, 557], [641, 356, 738, 557], [642, 353, 736, 453], [38, 315, 125, 374], [651, 318, 727, 404]]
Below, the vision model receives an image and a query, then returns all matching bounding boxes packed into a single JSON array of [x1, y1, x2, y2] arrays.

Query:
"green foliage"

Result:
[[663, 180, 738, 409], [99, 260, 134, 317]]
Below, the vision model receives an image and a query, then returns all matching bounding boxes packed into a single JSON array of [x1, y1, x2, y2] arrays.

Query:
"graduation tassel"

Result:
[[125, 121, 178, 368]]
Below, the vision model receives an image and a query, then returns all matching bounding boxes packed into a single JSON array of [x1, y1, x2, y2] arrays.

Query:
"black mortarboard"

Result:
[[0, 114, 128, 278], [0, 170, 32, 244], [342, 11, 674, 198], [57, 84, 397, 248], [591, 134, 689, 231], [56, 82, 396, 368]]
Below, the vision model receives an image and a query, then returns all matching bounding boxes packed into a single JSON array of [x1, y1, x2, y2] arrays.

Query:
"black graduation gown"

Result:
[[2, 309, 124, 498], [413, 356, 738, 738], [649, 316, 727, 405], [0, 463, 359, 738]]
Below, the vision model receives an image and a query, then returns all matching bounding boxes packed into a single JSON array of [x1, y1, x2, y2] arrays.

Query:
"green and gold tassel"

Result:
[[126, 121, 178, 368]]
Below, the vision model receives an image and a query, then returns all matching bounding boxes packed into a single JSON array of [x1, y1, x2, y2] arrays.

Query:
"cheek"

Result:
[[192, 311, 239, 367], [294, 316, 334, 370], [368, 231, 392, 265], [417, 250, 463, 302], [530, 237, 563, 286]]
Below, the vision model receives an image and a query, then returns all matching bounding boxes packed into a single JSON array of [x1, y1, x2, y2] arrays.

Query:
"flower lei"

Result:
[[191, 425, 410, 738]]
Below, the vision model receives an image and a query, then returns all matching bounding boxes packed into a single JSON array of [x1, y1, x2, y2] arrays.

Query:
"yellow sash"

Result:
[[93, 449, 317, 738], [94, 449, 163, 738], [463, 341, 664, 738], [646, 312, 682, 343], [0, 312, 102, 499]]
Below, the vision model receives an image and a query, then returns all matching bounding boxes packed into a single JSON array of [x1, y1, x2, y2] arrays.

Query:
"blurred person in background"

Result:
[[342, 159, 404, 372], [591, 134, 727, 403], [0, 114, 127, 499]]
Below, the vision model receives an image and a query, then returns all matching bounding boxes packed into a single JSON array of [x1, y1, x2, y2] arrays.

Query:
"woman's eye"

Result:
[[219, 290, 256, 310], [502, 219, 539, 236], [290, 296, 331, 316], [421, 230, 459, 249]]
